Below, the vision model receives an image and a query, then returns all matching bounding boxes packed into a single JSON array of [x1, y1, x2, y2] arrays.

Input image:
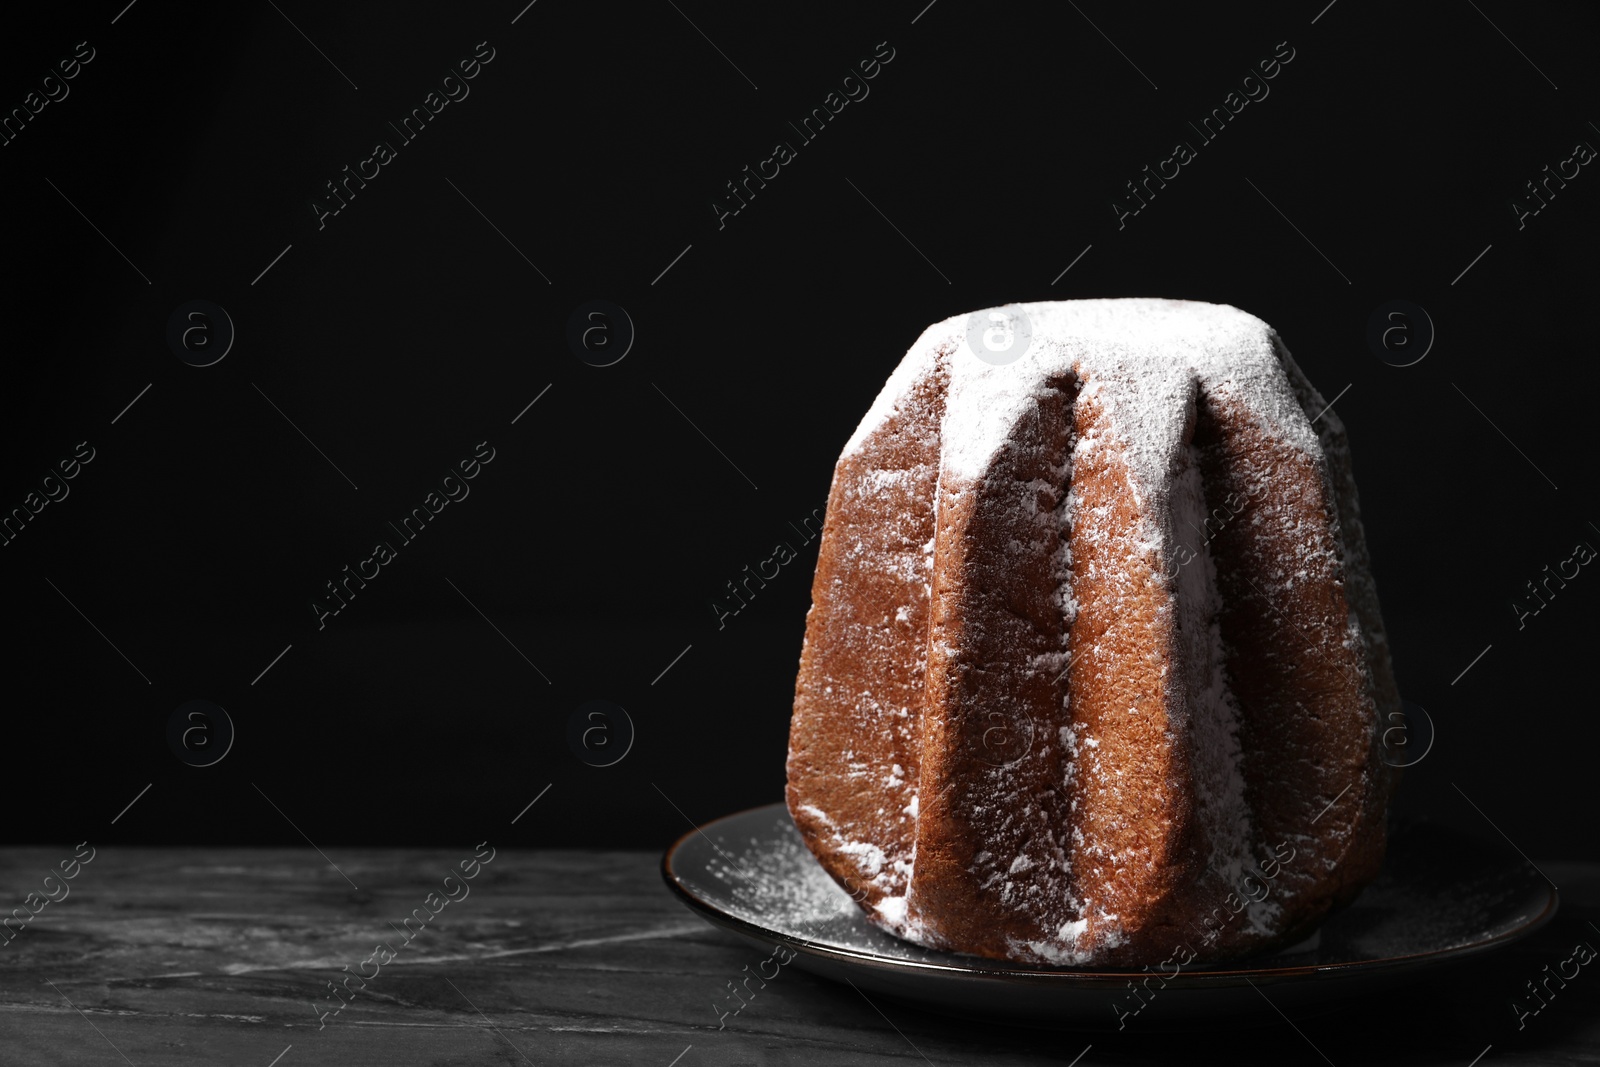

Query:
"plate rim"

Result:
[[661, 801, 1560, 989]]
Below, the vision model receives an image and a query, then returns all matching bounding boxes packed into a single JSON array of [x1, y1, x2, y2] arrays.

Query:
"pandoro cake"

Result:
[[785, 298, 1401, 966]]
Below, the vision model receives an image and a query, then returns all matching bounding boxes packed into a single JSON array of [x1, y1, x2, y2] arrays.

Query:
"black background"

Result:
[[1, 0, 1594, 861]]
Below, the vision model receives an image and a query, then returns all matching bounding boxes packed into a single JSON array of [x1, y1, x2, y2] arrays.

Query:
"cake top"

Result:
[[844, 298, 1325, 487]]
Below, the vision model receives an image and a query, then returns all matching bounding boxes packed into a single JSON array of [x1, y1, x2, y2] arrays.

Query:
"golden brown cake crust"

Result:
[[787, 299, 1401, 966]]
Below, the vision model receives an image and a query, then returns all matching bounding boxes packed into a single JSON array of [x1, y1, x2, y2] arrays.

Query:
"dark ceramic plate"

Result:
[[662, 802, 1557, 1030]]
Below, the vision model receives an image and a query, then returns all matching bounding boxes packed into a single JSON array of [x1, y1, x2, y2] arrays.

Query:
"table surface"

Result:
[[0, 845, 1594, 1066]]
